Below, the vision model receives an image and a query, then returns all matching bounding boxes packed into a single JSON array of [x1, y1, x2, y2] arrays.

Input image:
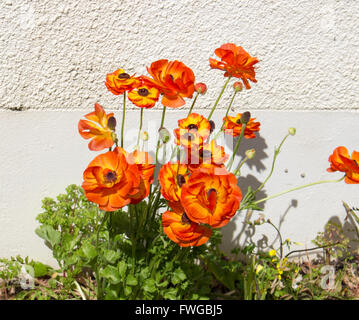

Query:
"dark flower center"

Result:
[[207, 188, 217, 198], [138, 88, 149, 96], [236, 119, 242, 125], [177, 174, 186, 187], [183, 132, 194, 141], [201, 149, 212, 160], [354, 160, 358, 167], [118, 73, 130, 79], [187, 124, 198, 131], [105, 171, 117, 183], [181, 212, 191, 224]]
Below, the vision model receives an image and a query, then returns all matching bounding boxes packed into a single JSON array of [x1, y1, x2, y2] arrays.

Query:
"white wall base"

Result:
[[1, 109, 358, 266]]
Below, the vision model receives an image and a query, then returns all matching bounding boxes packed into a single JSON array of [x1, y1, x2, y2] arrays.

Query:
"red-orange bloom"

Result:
[[327, 146, 359, 184], [209, 43, 259, 89], [181, 165, 242, 228], [162, 210, 212, 247], [143, 60, 195, 108], [223, 113, 260, 138], [128, 84, 160, 109], [127, 150, 155, 203], [158, 161, 189, 210], [174, 113, 211, 151], [105, 68, 141, 95], [78, 103, 115, 151], [82, 147, 141, 211], [187, 140, 229, 172]]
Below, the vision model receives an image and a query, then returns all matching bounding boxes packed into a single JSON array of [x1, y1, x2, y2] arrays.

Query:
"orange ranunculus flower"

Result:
[[223, 113, 260, 138], [158, 161, 189, 210], [78, 103, 115, 151], [143, 59, 195, 108], [327, 146, 359, 184], [82, 147, 141, 211], [105, 68, 141, 95], [128, 84, 160, 109], [127, 150, 155, 203], [209, 43, 259, 89], [174, 113, 211, 146], [187, 140, 229, 172], [181, 165, 242, 228], [162, 210, 212, 247]]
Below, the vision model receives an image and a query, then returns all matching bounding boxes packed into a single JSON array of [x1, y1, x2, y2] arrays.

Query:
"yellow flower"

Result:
[[256, 264, 264, 274], [268, 249, 277, 257]]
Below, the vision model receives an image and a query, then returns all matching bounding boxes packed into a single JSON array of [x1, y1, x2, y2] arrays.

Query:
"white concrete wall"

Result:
[[1, 0, 359, 265]]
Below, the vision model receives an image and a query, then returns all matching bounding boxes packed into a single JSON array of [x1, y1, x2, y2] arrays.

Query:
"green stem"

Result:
[[253, 134, 290, 196], [120, 92, 126, 148], [220, 90, 238, 132], [208, 76, 231, 120], [155, 106, 167, 164], [227, 123, 247, 171], [136, 108, 144, 148], [233, 155, 248, 176], [253, 175, 345, 206], [267, 220, 283, 259], [187, 92, 199, 117], [95, 213, 108, 300]]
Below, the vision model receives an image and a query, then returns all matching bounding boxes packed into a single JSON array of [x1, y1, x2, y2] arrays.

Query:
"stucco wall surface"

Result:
[[1, 0, 359, 111]]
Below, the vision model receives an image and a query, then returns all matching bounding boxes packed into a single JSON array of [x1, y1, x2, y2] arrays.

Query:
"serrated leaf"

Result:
[[99, 265, 121, 284], [81, 242, 98, 260], [143, 278, 156, 293], [126, 274, 138, 286], [104, 250, 120, 264]]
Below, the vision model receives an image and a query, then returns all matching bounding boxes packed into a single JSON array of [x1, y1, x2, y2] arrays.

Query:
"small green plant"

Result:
[[35, 184, 215, 300]]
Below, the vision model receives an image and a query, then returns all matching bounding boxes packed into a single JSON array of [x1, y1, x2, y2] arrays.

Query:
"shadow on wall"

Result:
[[221, 199, 359, 261]]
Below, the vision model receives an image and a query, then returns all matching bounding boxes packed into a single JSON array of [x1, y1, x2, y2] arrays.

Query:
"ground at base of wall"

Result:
[[1, 253, 359, 300]]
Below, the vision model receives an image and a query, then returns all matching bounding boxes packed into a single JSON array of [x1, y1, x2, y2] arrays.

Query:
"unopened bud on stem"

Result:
[[159, 127, 170, 144], [288, 127, 296, 136], [240, 111, 251, 124], [108, 116, 117, 131], [194, 83, 207, 94], [245, 148, 256, 159]]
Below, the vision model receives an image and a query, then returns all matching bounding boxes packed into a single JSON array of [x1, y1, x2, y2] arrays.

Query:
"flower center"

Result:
[[181, 212, 191, 224], [207, 188, 217, 198], [187, 124, 198, 131], [183, 132, 194, 141], [118, 73, 130, 79], [176, 174, 186, 187], [138, 88, 149, 96], [201, 149, 212, 160], [105, 171, 117, 183]]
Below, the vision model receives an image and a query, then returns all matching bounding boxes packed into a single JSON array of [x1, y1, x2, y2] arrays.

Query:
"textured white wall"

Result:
[[1, 0, 358, 111], [1, 0, 359, 265]]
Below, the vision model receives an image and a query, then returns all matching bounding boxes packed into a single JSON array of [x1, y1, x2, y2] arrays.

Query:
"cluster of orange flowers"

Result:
[[77, 42, 359, 248]]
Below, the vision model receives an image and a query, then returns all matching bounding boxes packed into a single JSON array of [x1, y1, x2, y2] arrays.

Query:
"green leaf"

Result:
[[29, 262, 49, 277], [118, 261, 127, 278], [99, 265, 121, 284], [171, 268, 186, 285], [126, 274, 138, 286], [164, 288, 178, 300], [143, 278, 156, 293], [104, 250, 120, 264], [81, 242, 98, 260], [35, 225, 61, 247]]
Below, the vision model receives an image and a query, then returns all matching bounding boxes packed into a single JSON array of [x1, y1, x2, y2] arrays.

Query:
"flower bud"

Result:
[[107, 116, 117, 131], [141, 131, 149, 141], [159, 127, 170, 144], [240, 111, 251, 124], [245, 148, 256, 159], [194, 83, 207, 94], [233, 81, 243, 92], [209, 120, 215, 133], [288, 127, 296, 136]]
